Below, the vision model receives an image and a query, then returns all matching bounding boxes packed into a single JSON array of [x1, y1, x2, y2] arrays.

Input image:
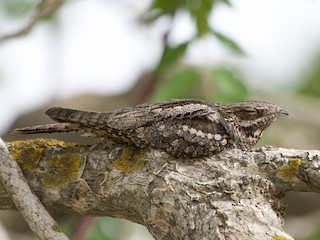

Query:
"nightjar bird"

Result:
[[13, 99, 288, 158]]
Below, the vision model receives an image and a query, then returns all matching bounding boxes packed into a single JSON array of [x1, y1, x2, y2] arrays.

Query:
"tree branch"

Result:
[[1, 138, 320, 240], [0, 138, 69, 240], [0, 0, 65, 42]]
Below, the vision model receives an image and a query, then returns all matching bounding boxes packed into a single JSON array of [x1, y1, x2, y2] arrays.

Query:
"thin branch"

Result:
[[0, 138, 69, 240], [0, 0, 65, 42]]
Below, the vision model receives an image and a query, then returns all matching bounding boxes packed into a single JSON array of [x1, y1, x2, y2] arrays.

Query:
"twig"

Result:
[[0, 0, 65, 42]]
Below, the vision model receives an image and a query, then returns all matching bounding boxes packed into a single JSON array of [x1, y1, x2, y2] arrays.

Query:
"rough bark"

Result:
[[1, 138, 320, 240], [0, 139, 68, 240]]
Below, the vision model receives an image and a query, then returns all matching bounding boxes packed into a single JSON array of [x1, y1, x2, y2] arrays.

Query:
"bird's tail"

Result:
[[45, 107, 107, 128], [12, 123, 82, 135]]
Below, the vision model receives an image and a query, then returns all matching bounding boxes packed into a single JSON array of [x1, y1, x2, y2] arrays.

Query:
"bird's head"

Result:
[[217, 101, 288, 147]]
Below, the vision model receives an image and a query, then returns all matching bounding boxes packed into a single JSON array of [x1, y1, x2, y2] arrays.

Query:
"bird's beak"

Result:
[[280, 108, 289, 116]]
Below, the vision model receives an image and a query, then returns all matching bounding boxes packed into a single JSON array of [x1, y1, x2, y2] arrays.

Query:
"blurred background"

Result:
[[1, 0, 320, 239]]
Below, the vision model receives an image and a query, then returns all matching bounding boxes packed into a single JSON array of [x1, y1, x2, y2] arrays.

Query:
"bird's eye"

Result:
[[245, 109, 256, 114]]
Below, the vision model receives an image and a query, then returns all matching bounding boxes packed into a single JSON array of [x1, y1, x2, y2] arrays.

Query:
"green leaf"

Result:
[[212, 68, 249, 102], [212, 30, 245, 55], [188, 0, 214, 37], [157, 42, 189, 71], [195, 12, 209, 37], [150, 0, 183, 12], [151, 68, 201, 101], [143, 0, 184, 22]]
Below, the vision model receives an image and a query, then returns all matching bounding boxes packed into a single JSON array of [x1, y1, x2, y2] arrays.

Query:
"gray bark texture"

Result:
[[2, 138, 320, 240], [0, 139, 69, 240]]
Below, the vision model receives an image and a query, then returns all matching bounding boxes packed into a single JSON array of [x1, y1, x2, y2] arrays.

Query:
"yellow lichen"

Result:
[[10, 140, 43, 171], [9, 138, 80, 172], [40, 153, 81, 187], [271, 234, 287, 240], [113, 148, 145, 172], [278, 158, 302, 181], [51, 223, 63, 232]]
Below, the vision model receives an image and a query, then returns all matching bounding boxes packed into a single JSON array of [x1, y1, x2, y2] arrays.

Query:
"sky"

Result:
[[1, 0, 320, 133]]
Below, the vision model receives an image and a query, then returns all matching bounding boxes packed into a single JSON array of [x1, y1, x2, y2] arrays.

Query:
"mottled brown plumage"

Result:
[[13, 99, 288, 158]]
